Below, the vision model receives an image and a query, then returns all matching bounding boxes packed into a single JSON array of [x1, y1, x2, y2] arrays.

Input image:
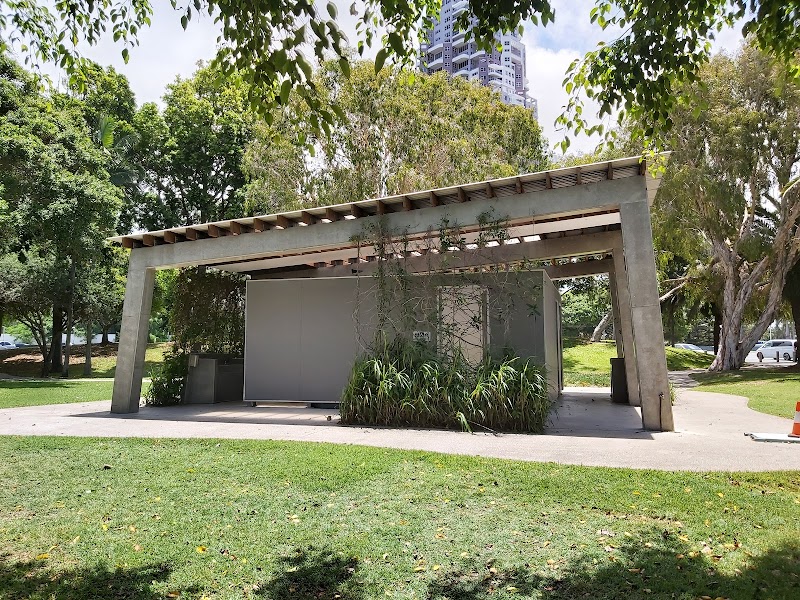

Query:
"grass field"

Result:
[[0, 437, 798, 600], [0, 380, 117, 410], [691, 367, 800, 419], [0, 343, 168, 379], [563, 339, 714, 386]]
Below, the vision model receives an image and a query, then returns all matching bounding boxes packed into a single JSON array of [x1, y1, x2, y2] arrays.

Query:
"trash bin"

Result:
[[610, 357, 629, 404]]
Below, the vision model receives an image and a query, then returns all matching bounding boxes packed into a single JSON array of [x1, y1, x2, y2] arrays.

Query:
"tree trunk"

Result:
[[84, 322, 93, 376], [49, 305, 63, 373], [791, 298, 800, 362], [101, 325, 109, 345], [61, 260, 76, 379], [590, 310, 613, 342], [713, 309, 721, 354]]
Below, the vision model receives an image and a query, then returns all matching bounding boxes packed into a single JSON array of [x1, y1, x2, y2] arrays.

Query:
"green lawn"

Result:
[[691, 368, 800, 419], [0, 437, 797, 599], [0, 380, 116, 409], [563, 339, 714, 386], [0, 343, 168, 379]]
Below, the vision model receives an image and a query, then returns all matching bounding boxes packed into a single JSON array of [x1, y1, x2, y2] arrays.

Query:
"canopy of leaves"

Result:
[[125, 62, 253, 230], [0, 54, 123, 366], [2, 1, 797, 147], [242, 61, 548, 214]]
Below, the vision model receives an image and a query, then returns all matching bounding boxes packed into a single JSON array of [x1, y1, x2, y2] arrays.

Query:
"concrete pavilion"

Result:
[[109, 155, 675, 431]]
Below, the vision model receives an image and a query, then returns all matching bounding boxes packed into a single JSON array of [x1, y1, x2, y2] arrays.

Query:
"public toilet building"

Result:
[[110, 155, 675, 431]]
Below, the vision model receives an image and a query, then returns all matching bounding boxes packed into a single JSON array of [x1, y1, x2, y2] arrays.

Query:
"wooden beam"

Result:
[[142, 234, 155, 247], [607, 162, 614, 181], [546, 173, 553, 189], [314, 262, 327, 268], [332, 259, 344, 266], [121, 237, 134, 249], [207, 224, 222, 238], [515, 177, 524, 194], [402, 196, 414, 211], [184, 228, 199, 240], [252, 218, 268, 232], [230, 221, 253, 235], [639, 161, 646, 175], [457, 187, 467, 203], [575, 167, 582, 185], [375, 200, 389, 215], [325, 208, 341, 222], [486, 183, 496, 198], [163, 231, 177, 244], [429, 191, 440, 207], [300, 211, 317, 226], [351, 204, 364, 218], [275, 215, 291, 229]]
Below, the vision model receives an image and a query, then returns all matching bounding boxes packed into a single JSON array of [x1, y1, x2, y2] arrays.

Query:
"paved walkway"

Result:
[[0, 386, 797, 471]]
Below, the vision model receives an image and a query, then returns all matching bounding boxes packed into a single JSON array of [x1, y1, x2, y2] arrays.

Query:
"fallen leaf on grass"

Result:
[[196, 546, 208, 553], [35, 553, 49, 560]]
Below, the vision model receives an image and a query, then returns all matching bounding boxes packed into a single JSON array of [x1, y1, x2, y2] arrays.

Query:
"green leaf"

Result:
[[374, 49, 387, 73], [339, 57, 351, 78]]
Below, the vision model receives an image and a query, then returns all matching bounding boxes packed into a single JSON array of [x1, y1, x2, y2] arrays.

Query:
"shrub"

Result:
[[145, 349, 188, 406], [341, 341, 550, 433]]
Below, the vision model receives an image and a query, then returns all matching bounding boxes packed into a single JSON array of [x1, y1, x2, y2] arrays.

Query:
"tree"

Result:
[[2, 1, 798, 147], [243, 61, 548, 214], [0, 54, 121, 374], [126, 62, 253, 230], [783, 262, 800, 349], [656, 43, 800, 371]]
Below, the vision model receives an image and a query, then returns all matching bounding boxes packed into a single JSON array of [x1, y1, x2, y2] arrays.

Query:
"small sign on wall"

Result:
[[413, 330, 432, 342]]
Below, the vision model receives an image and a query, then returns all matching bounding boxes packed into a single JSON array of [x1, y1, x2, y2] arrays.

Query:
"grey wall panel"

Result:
[[245, 272, 560, 403], [245, 279, 303, 401], [297, 278, 364, 401]]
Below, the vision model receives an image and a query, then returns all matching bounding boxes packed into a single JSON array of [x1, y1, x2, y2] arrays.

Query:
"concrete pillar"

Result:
[[608, 267, 624, 357], [619, 201, 674, 431], [111, 252, 155, 413], [611, 248, 641, 407]]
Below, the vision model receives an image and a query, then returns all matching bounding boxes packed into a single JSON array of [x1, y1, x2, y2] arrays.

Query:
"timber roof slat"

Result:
[[109, 155, 662, 246]]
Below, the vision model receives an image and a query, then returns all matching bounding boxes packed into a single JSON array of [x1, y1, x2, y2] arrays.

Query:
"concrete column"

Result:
[[111, 252, 155, 413], [611, 248, 641, 407], [619, 201, 674, 431], [608, 267, 623, 357]]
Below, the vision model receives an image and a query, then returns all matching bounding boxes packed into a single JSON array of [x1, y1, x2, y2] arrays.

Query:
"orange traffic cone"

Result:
[[791, 402, 800, 438]]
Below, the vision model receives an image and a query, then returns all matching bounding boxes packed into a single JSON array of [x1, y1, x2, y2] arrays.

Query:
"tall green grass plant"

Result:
[[341, 341, 550, 433]]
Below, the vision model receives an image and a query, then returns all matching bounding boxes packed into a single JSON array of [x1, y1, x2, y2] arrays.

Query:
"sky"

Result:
[[36, 0, 744, 155]]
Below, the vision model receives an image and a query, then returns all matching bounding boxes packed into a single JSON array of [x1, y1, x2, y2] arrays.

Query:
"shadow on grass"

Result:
[[256, 546, 361, 599], [426, 532, 799, 599], [0, 555, 185, 600], [0, 380, 78, 390]]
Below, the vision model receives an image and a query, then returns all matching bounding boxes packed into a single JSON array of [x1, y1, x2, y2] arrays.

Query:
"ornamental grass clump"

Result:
[[340, 341, 550, 433]]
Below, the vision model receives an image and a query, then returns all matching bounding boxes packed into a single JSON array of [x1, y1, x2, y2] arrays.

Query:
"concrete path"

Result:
[[0, 387, 798, 472]]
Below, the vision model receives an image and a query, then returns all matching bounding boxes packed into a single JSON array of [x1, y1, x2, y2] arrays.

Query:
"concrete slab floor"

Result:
[[0, 387, 798, 472]]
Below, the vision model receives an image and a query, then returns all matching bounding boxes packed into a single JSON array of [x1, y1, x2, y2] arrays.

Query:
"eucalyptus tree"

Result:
[[243, 61, 548, 214], [656, 43, 800, 371], [2, 1, 797, 150]]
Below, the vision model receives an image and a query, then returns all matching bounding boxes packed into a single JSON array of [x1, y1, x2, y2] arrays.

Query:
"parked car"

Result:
[[0, 340, 17, 350], [674, 343, 705, 352], [752, 339, 796, 362]]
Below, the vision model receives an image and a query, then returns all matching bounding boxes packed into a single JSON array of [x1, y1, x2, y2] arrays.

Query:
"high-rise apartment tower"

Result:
[[419, 0, 538, 117]]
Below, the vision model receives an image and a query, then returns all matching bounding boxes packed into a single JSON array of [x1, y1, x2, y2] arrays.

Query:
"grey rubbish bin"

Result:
[[610, 357, 629, 404]]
